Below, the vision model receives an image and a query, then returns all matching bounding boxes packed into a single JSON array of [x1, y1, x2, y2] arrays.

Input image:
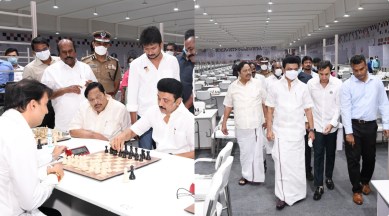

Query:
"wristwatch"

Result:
[[307, 128, 315, 132]]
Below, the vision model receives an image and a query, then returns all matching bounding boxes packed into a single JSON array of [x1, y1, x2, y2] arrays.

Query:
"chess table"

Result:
[[45, 138, 194, 216]]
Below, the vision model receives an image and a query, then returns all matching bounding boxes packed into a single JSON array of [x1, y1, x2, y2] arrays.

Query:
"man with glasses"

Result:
[[82, 30, 121, 97], [112, 78, 194, 159], [69, 82, 130, 141]]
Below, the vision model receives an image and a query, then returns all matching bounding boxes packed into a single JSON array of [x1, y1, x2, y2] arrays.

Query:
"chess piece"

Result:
[[129, 165, 136, 180], [146, 151, 151, 160], [139, 154, 143, 162], [37, 139, 42, 149], [109, 147, 114, 154], [134, 147, 139, 158], [118, 151, 122, 157], [128, 152, 133, 159], [121, 151, 127, 158], [141, 149, 146, 159], [129, 145, 134, 157], [134, 154, 139, 161], [105, 146, 109, 153], [124, 144, 128, 153]]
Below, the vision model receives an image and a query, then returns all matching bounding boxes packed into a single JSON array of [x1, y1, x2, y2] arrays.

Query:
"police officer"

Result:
[[82, 30, 121, 97]]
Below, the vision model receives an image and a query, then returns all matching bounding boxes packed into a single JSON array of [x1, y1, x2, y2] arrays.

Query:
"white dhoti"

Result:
[[263, 128, 274, 154], [272, 136, 306, 205], [235, 127, 265, 183]]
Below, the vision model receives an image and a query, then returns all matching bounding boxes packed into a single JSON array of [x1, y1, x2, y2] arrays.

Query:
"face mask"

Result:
[[260, 65, 268, 71], [7, 57, 18, 65], [166, 51, 174, 56], [274, 68, 283, 76], [285, 70, 299, 80], [35, 49, 51, 61], [94, 46, 107, 55]]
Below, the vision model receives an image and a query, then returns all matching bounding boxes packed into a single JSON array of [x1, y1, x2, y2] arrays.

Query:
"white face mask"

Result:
[[94, 46, 107, 55], [285, 70, 299, 80], [274, 68, 283, 76], [260, 64, 268, 71], [35, 49, 51, 61], [166, 51, 174, 56]]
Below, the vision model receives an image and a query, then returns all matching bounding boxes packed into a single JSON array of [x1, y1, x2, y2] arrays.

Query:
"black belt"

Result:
[[351, 119, 376, 124]]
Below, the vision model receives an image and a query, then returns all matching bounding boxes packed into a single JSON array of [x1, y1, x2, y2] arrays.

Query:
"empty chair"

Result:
[[219, 82, 230, 92], [195, 83, 203, 91], [227, 76, 237, 82], [206, 77, 217, 85], [199, 75, 208, 81], [207, 87, 220, 95], [196, 156, 234, 216], [196, 90, 217, 109]]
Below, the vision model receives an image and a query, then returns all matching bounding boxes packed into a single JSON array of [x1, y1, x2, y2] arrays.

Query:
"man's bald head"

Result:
[[57, 39, 77, 67]]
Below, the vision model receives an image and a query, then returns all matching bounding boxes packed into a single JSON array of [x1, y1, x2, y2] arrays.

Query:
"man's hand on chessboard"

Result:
[[110, 132, 126, 151]]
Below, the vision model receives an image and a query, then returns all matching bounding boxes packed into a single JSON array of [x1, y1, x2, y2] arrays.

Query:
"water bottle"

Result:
[[47, 129, 53, 148]]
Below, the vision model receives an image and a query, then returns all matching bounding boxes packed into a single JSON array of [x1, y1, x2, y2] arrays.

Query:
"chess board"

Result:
[[63, 151, 160, 181]]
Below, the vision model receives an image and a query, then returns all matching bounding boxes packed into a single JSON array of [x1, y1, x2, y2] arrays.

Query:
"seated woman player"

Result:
[[110, 78, 194, 159], [68, 82, 131, 141]]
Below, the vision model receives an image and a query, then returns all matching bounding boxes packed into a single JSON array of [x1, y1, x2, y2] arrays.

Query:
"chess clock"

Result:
[[65, 146, 90, 156]]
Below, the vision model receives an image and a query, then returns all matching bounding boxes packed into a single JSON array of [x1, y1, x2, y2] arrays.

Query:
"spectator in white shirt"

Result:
[[41, 39, 97, 132], [0, 79, 64, 216], [126, 26, 180, 150], [222, 61, 267, 186], [69, 82, 130, 141], [307, 60, 342, 201], [112, 78, 194, 159], [266, 56, 315, 210]]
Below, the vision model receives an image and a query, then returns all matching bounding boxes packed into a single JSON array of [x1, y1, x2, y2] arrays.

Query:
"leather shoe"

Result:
[[325, 179, 335, 190], [276, 199, 286, 210], [306, 171, 314, 181], [362, 184, 371, 195], [353, 193, 363, 205], [313, 186, 324, 201]]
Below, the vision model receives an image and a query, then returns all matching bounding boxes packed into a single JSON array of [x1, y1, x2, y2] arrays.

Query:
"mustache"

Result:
[[65, 56, 74, 60], [187, 54, 195, 59], [159, 106, 166, 110]]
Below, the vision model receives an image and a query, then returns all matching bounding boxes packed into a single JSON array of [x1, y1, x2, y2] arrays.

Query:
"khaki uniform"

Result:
[[81, 54, 121, 94]]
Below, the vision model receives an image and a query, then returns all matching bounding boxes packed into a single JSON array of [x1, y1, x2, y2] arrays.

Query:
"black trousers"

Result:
[[38, 206, 61, 216], [39, 100, 55, 128], [313, 130, 337, 187], [305, 133, 312, 173], [344, 121, 377, 193]]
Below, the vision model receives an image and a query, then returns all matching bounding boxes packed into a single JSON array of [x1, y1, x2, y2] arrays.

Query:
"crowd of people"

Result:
[[223, 54, 389, 210], [0, 26, 195, 215]]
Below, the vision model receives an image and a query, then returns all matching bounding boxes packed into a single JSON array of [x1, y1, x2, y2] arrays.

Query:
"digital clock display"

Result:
[[65, 146, 90, 156]]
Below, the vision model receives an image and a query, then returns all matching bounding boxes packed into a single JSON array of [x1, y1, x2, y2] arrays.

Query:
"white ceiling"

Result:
[[0, 0, 388, 49], [195, 0, 389, 49], [0, 0, 194, 40]]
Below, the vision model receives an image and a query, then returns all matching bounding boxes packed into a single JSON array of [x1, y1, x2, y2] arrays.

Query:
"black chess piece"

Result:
[[121, 151, 127, 158], [134, 154, 139, 161], [37, 139, 42, 150], [134, 147, 139, 158], [146, 151, 151, 160], [129, 145, 134, 157], [124, 144, 128, 152], [118, 151, 122, 157], [109, 147, 114, 154], [128, 153, 132, 159], [129, 165, 136, 180], [139, 154, 143, 162], [113, 149, 118, 156], [104, 146, 108, 153], [141, 149, 146, 159]]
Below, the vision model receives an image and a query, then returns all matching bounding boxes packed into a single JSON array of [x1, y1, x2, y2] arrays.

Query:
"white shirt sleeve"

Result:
[[187, 116, 195, 151], [265, 84, 276, 108], [68, 103, 85, 130], [223, 84, 233, 107], [130, 108, 153, 136], [302, 84, 314, 109]]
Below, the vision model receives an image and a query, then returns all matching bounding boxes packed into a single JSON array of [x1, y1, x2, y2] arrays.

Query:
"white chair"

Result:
[[207, 87, 220, 95], [206, 77, 217, 85], [219, 82, 230, 92], [194, 101, 206, 115], [195, 83, 203, 91], [195, 156, 234, 216], [199, 75, 208, 81], [196, 91, 217, 109], [227, 76, 237, 82]]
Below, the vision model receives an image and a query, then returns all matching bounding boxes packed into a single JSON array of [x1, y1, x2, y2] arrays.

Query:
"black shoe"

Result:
[[306, 171, 314, 181], [313, 186, 324, 201], [325, 179, 335, 190], [276, 199, 286, 210]]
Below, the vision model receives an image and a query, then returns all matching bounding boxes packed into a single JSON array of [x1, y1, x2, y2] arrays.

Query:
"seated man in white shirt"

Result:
[[0, 79, 64, 216], [111, 78, 194, 159], [69, 82, 130, 141]]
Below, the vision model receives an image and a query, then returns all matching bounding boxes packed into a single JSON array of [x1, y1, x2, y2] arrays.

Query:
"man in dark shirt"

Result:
[[177, 29, 195, 113]]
